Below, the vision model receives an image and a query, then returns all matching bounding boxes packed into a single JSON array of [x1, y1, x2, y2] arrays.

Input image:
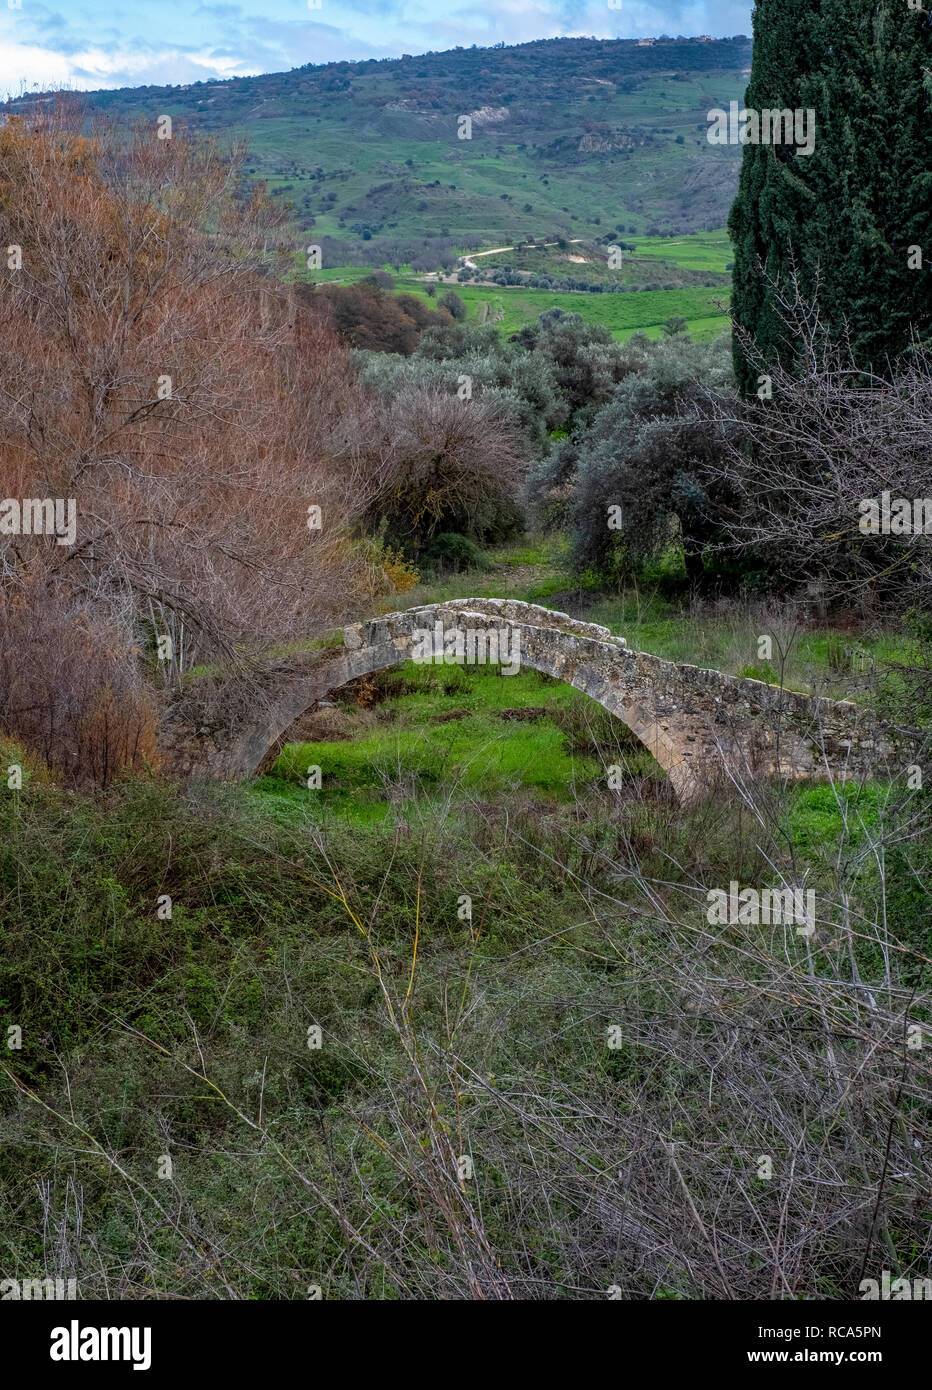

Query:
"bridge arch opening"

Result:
[[257, 652, 670, 810], [251, 601, 691, 799]]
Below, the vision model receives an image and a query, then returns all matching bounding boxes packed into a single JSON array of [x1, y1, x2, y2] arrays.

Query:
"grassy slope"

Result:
[[438, 279, 727, 340], [627, 229, 734, 271], [71, 37, 752, 244], [234, 74, 746, 247], [58, 37, 748, 342], [303, 267, 731, 340]]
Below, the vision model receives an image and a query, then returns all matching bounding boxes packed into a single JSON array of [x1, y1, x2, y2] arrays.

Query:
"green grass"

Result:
[[466, 238, 730, 291], [435, 279, 730, 342], [302, 267, 730, 342], [442, 278, 728, 341], [497, 540, 556, 566], [401, 541, 911, 704], [399, 537, 573, 609], [627, 230, 734, 273], [257, 661, 658, 822], [785, 782, 887, 854]]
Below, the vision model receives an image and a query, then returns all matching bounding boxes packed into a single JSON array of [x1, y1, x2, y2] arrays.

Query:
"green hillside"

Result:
[[59, 35, 751, 254], [359, 276, 730, 341], [4, 36, 748, 341]]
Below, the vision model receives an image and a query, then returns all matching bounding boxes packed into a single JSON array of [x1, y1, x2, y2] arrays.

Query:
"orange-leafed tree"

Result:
[[0, 104, 379, 783]]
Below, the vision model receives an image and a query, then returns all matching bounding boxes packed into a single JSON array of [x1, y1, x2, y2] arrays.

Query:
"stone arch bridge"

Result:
[[159, 598, 908, 803]]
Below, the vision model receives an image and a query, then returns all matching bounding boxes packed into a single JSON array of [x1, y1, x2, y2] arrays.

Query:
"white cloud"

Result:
[[0, 41, 266, 97], [0, 40, 73, 97]]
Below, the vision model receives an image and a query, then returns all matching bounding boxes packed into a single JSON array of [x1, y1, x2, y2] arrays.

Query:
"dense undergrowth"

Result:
[[1, 702, 928, 1298]]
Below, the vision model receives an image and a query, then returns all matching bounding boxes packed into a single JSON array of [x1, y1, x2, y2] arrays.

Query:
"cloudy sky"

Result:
[[0, 1, 753, 97]]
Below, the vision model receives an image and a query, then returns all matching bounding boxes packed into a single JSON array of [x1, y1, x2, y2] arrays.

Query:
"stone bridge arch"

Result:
[[159, 598, 908, 803]]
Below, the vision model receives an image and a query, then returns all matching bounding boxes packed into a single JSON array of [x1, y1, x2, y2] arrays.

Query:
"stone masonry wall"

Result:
[[157, 598, 913, 802]]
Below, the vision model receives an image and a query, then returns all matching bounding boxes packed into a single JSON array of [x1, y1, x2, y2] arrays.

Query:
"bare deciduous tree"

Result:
[[703, 276, 932, 615], [0, 106, 388, 779]]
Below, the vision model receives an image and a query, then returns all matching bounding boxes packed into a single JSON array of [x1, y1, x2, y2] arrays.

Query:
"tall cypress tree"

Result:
[[729, 0, 932, 393]]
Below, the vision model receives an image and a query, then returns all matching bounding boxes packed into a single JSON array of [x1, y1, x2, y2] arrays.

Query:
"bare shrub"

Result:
[[0, 572, 158, 786], [362, 387, 528, 553], [704, 276, 932, 616], [0, 104, 385, 778]]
